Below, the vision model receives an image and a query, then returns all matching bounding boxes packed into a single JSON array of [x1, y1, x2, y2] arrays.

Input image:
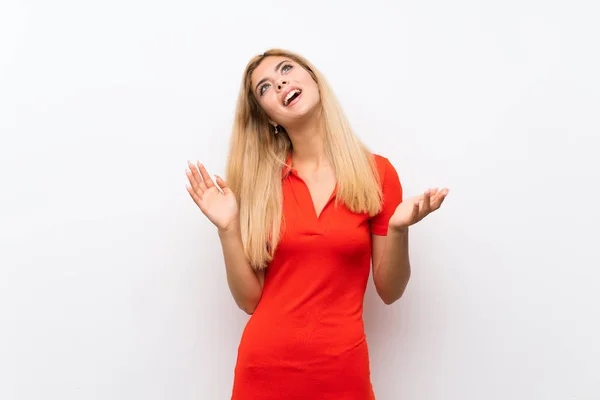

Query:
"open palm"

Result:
[[186, 161, 238, 231], [389, 187, 449, 230]]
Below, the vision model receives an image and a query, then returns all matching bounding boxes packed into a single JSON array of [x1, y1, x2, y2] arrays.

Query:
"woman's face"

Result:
[[250, 56, 320, 129]]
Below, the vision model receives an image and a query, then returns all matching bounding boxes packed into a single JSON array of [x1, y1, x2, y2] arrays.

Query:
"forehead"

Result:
[[251, 56, 293, 87]]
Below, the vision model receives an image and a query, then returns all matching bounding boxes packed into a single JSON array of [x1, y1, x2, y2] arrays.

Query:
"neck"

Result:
[[285, 110, 328, 168]]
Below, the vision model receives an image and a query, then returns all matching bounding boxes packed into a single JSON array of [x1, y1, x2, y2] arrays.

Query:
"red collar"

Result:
[[282, 151, 295, 179]]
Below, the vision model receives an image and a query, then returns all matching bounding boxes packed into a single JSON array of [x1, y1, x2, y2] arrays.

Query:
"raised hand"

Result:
[[389, 187, 449, 231], [186, 161, 239, 232]]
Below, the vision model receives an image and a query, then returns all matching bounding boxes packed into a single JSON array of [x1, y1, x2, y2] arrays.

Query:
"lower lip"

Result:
[[285, 92, 302, 108]]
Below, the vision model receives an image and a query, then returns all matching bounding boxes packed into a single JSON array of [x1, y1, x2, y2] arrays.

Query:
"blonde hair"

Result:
[[225, 49, 383, 270]]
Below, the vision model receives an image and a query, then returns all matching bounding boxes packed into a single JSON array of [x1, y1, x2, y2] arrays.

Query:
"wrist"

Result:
[[218, 217, 240, 237], [389, 224, 409, 235]]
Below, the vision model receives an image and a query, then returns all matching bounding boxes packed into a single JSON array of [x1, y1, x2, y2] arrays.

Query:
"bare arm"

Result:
[[185, 161, 263, 315], [218, 221, 264, 314], [371, 187, 449, 305], [371, 228, 411, 305]]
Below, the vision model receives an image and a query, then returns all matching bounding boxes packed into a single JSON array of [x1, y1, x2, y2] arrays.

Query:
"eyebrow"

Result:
[[254, 59, 291, 92]]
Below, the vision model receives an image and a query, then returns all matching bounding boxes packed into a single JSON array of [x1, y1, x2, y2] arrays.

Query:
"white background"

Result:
[[1, 0, 599, 399]]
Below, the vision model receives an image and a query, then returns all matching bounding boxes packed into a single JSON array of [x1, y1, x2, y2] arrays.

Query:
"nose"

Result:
[[277, 80, 288, 91]]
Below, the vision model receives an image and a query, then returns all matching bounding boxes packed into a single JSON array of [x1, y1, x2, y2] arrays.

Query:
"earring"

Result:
[[274, 125, 279, 135]]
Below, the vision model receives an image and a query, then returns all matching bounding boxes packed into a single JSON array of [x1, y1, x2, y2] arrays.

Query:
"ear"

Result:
[[269, 121, 278, 128]]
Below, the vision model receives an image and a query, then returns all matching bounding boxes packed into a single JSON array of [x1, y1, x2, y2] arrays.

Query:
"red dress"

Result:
[[230, 153, 403, 400]]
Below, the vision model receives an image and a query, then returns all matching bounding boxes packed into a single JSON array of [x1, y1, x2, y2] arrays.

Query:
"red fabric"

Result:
[[231, 153, 403, 400]]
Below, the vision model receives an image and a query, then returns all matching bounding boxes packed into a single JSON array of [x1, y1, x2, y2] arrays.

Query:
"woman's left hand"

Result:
[[388, 187, 449, 231]]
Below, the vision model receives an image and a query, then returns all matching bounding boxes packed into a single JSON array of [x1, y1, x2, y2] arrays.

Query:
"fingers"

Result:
[[416, 187, 449, 221], [186, 161, 207, 194], [186, 184, 201, 205], [196, 162, 216, 189], [421, 189, 432, 215], [414, 188, 437, 203], [411, 201, 420, 221], [215, 175, 232, 195], [430, 188, 449, 210], [185, 161, 229, 207], [428, 188, 439, 197], [185, 163, 205, 209]]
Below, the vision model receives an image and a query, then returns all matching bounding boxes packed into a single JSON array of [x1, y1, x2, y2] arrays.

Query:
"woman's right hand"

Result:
[[186, 161, 239, 232]]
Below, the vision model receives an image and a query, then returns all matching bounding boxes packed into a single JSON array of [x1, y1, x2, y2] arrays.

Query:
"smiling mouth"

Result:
[[283, 89, 302, 106]]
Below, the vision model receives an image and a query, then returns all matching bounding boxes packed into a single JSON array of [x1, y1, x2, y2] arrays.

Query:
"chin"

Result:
[[292, 96, 320, 117], [274, 94, 321, 127]]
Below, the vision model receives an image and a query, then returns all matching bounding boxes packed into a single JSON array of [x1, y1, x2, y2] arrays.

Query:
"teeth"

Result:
[[284, 89, 301, 106]]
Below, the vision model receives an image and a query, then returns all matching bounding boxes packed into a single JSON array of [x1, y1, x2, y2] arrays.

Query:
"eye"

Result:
[[258, 64, 293, 96], [259, 83, 270, 96]]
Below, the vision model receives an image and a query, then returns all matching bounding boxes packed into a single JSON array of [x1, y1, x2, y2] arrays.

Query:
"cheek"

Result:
[[306, 83, 320, 104], [258, 94, 281, 117], [300, 77, 319, 100]]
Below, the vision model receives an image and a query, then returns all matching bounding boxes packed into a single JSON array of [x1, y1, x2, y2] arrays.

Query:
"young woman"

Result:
[[185, 49, 448, 399]]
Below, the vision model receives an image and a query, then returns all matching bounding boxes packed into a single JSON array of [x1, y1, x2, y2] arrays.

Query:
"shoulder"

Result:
[[372, 153, 389, 165], [371, 153, 396, 179]]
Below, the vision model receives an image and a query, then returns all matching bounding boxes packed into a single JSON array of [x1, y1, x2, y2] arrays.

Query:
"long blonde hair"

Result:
[[225, 49, 383, 270]]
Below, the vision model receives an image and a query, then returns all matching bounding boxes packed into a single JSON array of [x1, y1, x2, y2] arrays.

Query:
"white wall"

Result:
[[1, 0, 599, 399]]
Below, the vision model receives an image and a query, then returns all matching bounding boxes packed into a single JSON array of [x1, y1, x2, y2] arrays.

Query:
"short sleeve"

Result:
[[369, 156, 403, 236]]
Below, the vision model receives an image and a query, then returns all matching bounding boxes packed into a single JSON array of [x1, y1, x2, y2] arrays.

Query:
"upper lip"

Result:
[[281, 86, 302, 106]]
